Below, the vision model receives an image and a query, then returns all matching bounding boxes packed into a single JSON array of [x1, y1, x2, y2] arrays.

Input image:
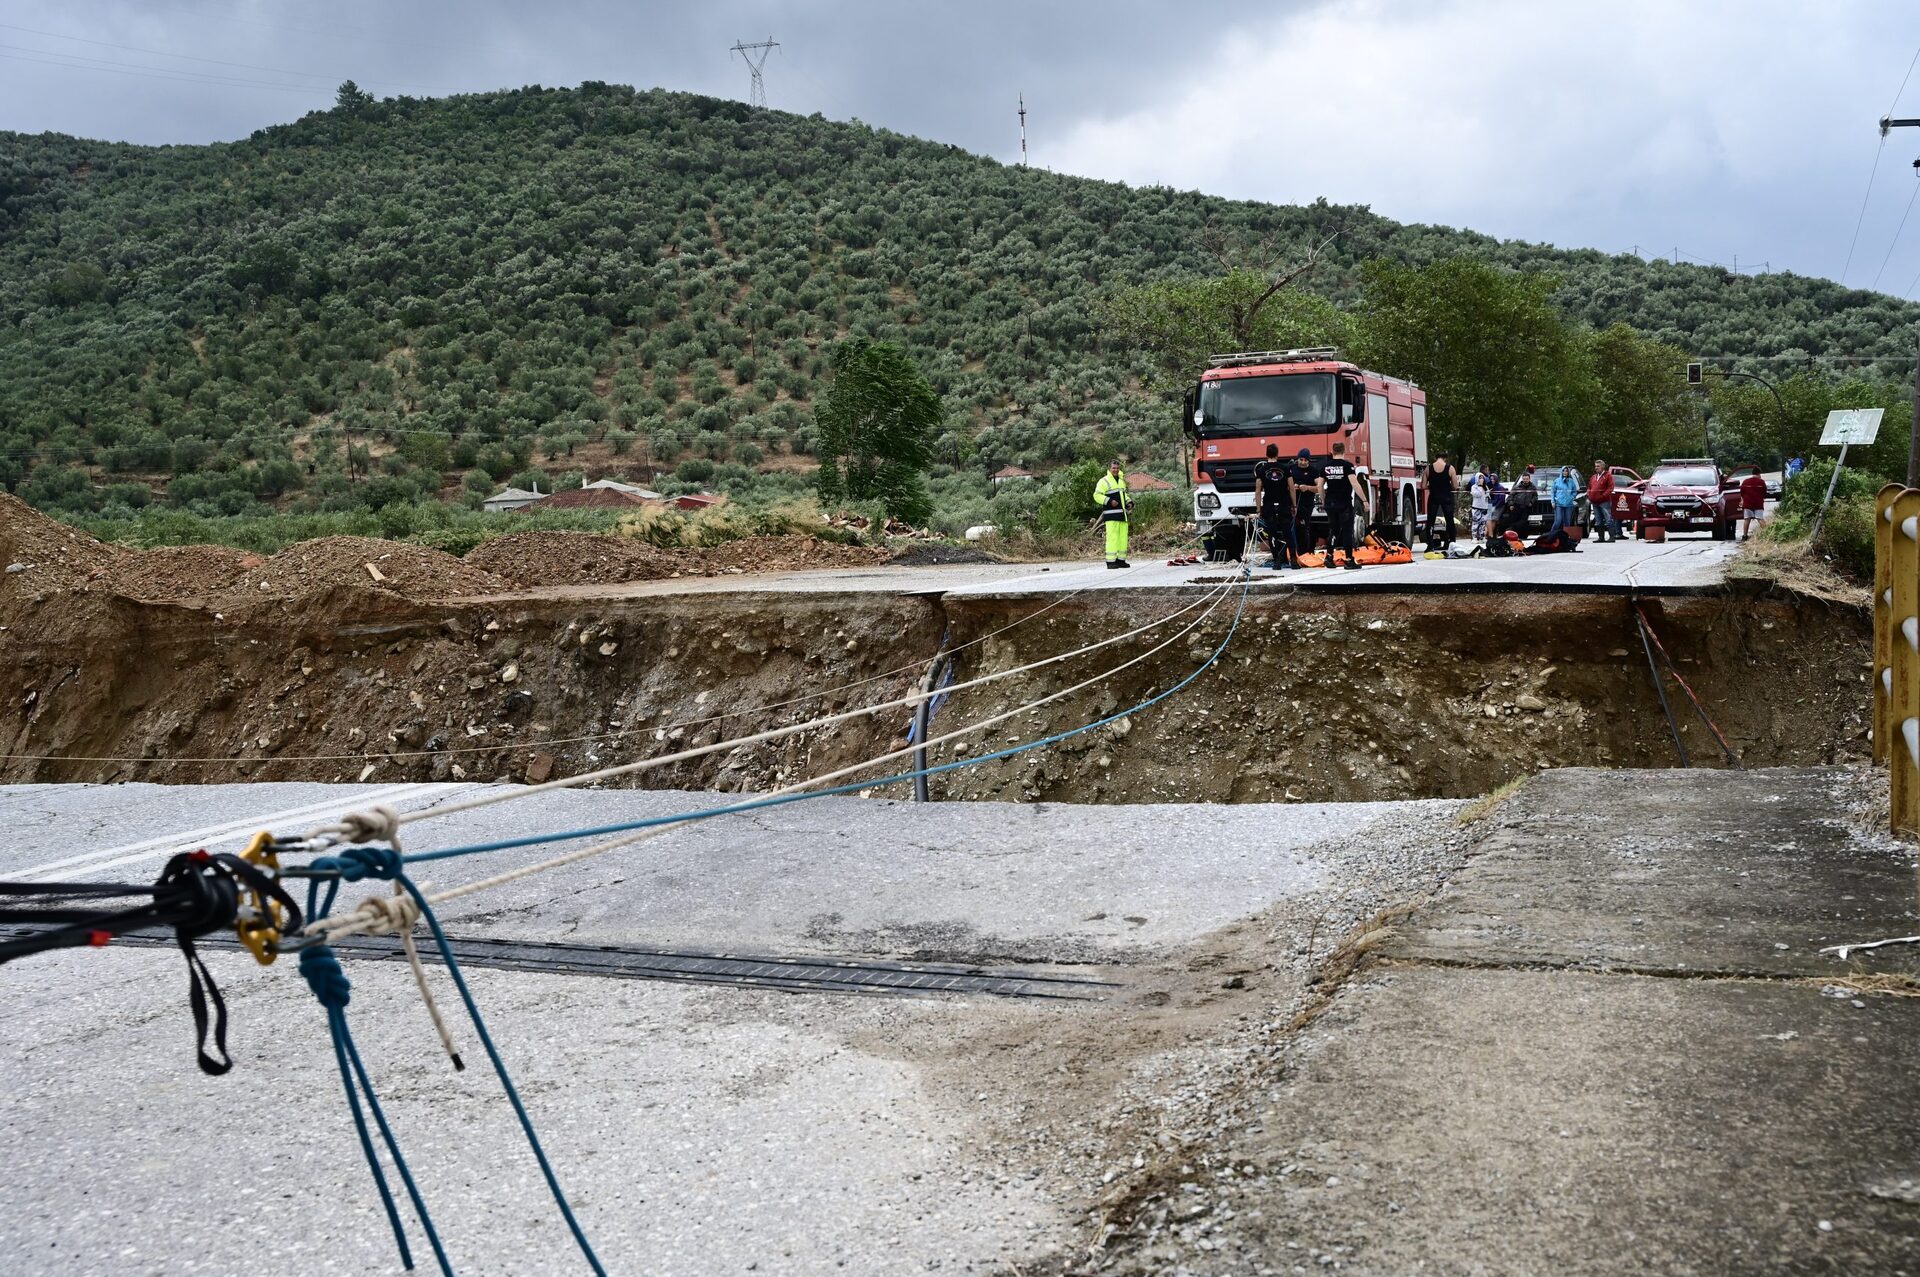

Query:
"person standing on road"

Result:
[[1740, 469, 1768, 540], [1093, 459, 1132, 569], [1469, 467, 1494, 540], [1252, 443, 1294, 569], [1587, 460, 1618, 543], [1287, 447, 1318, 563], [1421, 452, 1457, 549], [1548, 466, 1580, 537], [1318, 441, 1368, 570]]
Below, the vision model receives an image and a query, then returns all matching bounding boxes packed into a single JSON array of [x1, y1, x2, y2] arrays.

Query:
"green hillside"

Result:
[[1, 82, 1916, 530]]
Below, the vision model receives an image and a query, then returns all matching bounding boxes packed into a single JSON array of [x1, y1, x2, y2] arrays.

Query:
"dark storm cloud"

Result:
[[2, 1, 1919, 288], [0, 0, 1271, 165]]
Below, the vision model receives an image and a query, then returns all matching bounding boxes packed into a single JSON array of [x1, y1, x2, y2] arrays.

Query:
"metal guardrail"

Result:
[[1873, 483, 1920, 834]]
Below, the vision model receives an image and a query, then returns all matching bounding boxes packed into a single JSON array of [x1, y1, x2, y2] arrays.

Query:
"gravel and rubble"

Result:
[[0, 492, 124, 593], [1047, 765, 1920, 1275], [847, 800, 1480, 1275], [463, 529, 693, 586], [0, 783, 1471, 1276]]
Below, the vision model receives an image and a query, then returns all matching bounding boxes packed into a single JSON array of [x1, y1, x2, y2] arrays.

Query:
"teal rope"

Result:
[[295, 562, 1248, 1277], [301, 944, 452, 1274], [302, 848, 605, 1277], [401, 565, 1254, 866], [394, 874, 608, 1277]]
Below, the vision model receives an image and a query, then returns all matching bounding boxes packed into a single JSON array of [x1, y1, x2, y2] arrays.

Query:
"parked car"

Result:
[[1522, 465, 1602, 532], [1724, 463, 1781, 502], [1637, 458, 1741, 540]]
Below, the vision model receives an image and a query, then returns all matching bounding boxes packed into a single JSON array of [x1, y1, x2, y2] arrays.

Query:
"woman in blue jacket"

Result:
[[1548, 466, 1580, 536]]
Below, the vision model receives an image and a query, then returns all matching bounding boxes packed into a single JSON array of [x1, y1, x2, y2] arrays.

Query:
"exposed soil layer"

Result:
[[464, 531, 692, 587], [0, 496, 1871, 795], [697, 534, 889, 573], [927, 589, 1872, 803]]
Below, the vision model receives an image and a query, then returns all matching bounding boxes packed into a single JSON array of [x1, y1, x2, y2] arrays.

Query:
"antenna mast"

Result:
[[730, 38, 779, 108], [1018, 91, 1027, 166]]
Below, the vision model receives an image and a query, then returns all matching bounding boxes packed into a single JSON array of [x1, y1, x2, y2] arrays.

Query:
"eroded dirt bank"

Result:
[[928, 588, 1871, 803], [0, 573, 1870, 800]]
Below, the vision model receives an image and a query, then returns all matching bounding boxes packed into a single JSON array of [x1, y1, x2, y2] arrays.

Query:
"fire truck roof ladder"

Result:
[[1206, 347, 1342, 369]]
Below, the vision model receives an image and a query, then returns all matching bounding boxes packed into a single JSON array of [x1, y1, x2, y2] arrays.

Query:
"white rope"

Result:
[[1820, 934, 1920, 961], [331, 881, 465, 1068], [313, 583, 1228, 843], [307, 572, 1245, 939]]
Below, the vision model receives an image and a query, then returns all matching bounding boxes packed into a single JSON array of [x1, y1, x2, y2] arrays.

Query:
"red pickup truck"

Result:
[[1589, 465, 1646, 533], [1635, 459, 1742, 540]]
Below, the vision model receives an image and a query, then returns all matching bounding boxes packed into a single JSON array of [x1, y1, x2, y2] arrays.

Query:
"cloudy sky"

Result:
[[4, 0, 1919, 292]]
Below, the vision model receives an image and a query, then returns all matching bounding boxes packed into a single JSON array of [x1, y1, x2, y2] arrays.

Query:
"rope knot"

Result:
[[336, 805, 403, 850], [299, 944, 352, 1009], [156, 850, 243, 938], [351, 891, 421, 936], [314, 845, 403, 882]]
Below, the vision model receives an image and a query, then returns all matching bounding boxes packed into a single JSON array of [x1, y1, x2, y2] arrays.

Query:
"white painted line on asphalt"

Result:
[[8, 782, 456, 882]]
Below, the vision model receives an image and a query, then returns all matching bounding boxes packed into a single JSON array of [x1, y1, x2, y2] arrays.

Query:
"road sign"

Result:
[[1821, 408, 1884, 445]]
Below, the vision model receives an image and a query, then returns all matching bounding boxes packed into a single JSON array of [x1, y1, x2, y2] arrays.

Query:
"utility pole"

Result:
[[1018, 92, 1028, 167], [1879, 115, 1920, 483], [730, 38, 779, 108]]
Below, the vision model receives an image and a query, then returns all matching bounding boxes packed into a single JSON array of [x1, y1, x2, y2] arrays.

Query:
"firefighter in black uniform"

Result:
[[1251, 443, 1293, 569], [1318, 441, 1369, 569], [1286, 447, 1317, 564]]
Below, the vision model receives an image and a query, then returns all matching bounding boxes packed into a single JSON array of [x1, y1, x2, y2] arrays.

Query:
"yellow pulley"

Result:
[[235, 831, 291, 965]]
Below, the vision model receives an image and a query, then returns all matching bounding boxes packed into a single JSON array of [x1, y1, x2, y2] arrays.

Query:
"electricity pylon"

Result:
[[731, 39, 779, 108]]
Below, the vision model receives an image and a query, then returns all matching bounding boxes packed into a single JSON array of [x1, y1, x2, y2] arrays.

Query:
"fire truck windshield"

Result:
[[1197, 373, 1336, 435]]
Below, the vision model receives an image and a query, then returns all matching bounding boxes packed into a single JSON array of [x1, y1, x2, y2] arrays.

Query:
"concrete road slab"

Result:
[[0, 785, 1462, 1276], [947, 537, 1739, 599], [1386, 768, 1920, 979], [1230, 965, 1920, 1276], [0, 947, 1065, 1277], [451, 537, 1737, 606], [0, 784, 1436, 963], [460, 559, 1088, 603]]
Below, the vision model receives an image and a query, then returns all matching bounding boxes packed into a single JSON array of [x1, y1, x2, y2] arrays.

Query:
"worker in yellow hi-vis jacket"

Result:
[[1094, 459, 1132, 569]]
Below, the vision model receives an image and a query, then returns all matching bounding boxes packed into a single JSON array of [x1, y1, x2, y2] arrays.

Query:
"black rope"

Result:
[[0, 852, 302, 1075]]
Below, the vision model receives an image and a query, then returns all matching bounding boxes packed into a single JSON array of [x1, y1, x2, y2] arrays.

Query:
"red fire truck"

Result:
[[1181, 349, 1432, 555]]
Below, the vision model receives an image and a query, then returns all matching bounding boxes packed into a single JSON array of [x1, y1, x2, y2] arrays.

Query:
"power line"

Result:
[[0, 48, 326, 96], [1872, 163, 1920, 291], [1841, 137, 1888, 285], [0, 21, 462, 93], [1845, 43, 1920, 283]]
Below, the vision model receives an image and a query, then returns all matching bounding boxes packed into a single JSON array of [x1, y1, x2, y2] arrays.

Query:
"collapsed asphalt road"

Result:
[[0, 783, 1466, 1276], [5, 767, 1915, 1274]]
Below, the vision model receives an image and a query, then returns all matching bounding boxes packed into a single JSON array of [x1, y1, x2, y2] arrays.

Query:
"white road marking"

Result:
[[7, 782, 458, 882]]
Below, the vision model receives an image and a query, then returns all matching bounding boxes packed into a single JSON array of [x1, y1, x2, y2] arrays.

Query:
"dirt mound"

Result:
[[889, 543, 1001, 567], [701, 535, 889, 573], [207, 536, 511, 605], [464, 532, 692, 587], [0, 493, 124, 592], [99, 544, 259, 602]]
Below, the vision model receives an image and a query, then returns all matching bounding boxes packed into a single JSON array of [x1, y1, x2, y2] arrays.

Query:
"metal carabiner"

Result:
[[234, 831, 291, 966]]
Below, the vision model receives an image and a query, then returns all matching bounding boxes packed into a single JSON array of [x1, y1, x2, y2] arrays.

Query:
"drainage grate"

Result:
[[3, 927, 1118, 1000]]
